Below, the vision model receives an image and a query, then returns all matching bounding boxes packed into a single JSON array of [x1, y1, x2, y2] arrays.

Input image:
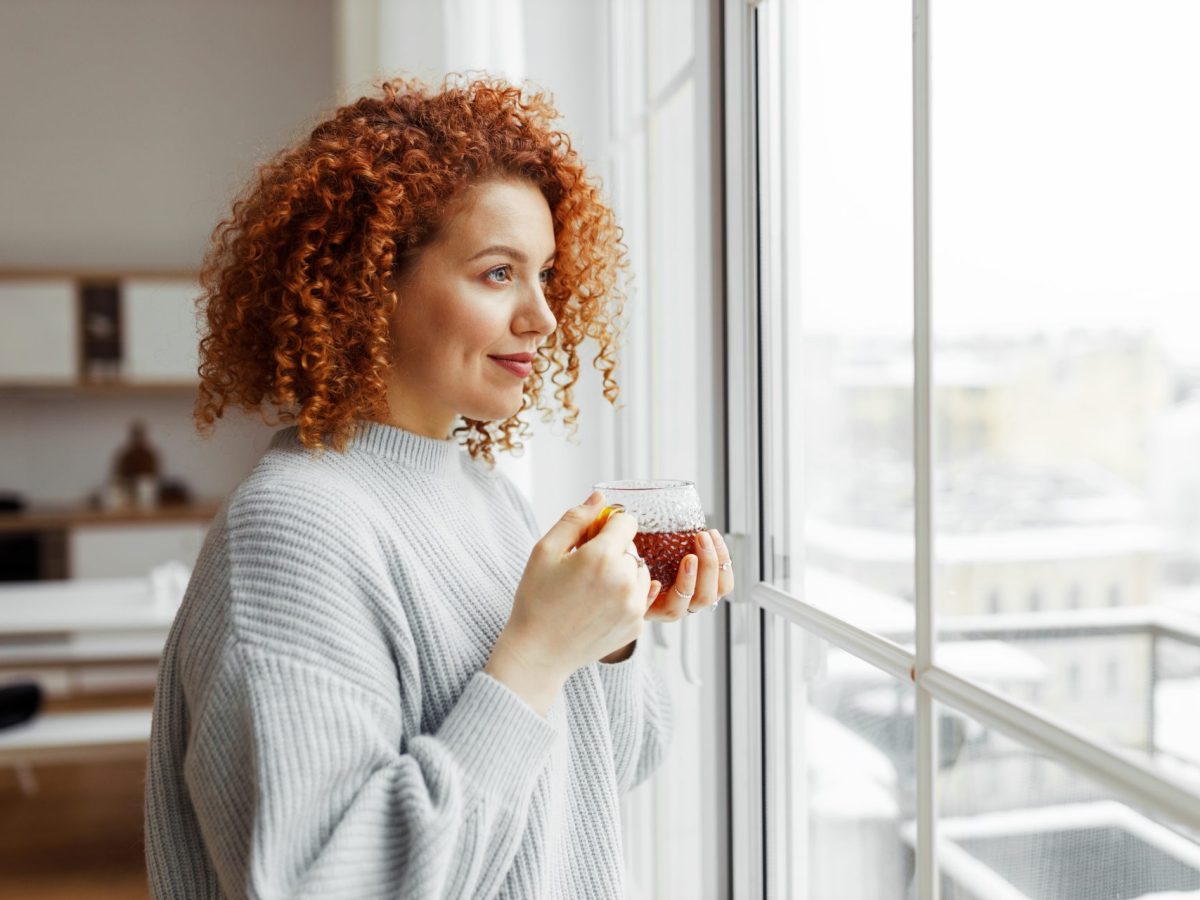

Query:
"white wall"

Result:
[[0, 392, 273, 506], [0, 0, 336, 271], [0, 0, 336, 506]]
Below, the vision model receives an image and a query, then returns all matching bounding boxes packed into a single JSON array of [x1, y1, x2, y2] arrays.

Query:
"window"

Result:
[[726, 0, 1200, 897], [1067, 662, 1082, 700], [1027, 589, 1043, 614], [1106, 657, 1121, 696], [1067, 583, 1083, 610], [604, 0, 726, 897]]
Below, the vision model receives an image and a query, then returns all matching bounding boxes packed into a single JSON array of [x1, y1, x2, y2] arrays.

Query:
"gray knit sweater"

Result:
[[144, 421, 673, 899]]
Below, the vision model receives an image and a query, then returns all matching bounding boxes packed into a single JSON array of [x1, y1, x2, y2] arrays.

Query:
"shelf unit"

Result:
[[0, 267, 217, 581], [0, 267, 202, 387]]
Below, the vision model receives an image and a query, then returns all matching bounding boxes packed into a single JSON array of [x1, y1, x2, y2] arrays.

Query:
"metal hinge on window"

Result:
[[768, 534, 791, 584]]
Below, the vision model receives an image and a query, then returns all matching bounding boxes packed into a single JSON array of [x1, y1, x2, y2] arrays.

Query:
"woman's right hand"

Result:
[[485, 491, 661, 710]]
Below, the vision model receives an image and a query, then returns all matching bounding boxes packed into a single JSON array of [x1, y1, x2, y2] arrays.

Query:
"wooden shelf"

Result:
[[0, 500, 223, 534], [0, 267, 199, 280], [0, 381, 198, 396]]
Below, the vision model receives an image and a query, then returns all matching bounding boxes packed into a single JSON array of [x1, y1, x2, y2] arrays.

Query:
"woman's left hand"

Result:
[[646, 528, 734, 621]]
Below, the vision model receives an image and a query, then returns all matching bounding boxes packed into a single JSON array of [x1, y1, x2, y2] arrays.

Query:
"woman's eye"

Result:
[[539, 268, 555, 285], [485, 265, 512, 284]]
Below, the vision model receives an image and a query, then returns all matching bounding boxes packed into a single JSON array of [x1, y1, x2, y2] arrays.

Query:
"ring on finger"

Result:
[[672, 584, 694, 600], [624, 548, 646, 568], [719, 560, 733, 572]]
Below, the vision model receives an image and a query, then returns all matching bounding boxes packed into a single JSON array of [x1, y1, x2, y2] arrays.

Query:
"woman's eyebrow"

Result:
[[468, 244, 557, 264]]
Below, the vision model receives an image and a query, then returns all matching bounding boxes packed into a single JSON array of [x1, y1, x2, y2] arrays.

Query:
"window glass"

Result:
[[768, 0, 915, 639], [778, 621, 917, 898], [937, 703, 1200, 898], [932, 0, 1200, 782]]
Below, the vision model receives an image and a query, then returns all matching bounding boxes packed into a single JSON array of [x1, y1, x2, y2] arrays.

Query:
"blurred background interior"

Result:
[[0, 1, 724, 896], [5, 1, 1200, 899]]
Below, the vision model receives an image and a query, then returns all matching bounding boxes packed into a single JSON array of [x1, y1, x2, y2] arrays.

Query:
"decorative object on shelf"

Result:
[[80, 280, 123, 382], [157, 477, 193, 507], [0, 492, 39, 582], [112, 420, 161, 510]]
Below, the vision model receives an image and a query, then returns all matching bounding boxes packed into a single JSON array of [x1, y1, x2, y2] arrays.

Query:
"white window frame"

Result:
[[605, 1, 732, 897], [721, 1, 1200, 899]]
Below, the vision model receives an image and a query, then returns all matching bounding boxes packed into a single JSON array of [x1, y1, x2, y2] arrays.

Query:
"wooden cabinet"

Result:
[[1, 269, 220, 582], [0, 502, 221, 579], [0, 280, 77, 383], [0, 269, 200, 392], [69, 522, 209, 579], [121, 278, 202, 384]]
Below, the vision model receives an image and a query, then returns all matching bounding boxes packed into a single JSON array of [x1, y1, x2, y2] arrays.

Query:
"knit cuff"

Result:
[[595, 636, 648, 697], [436, 670, 560, 810]]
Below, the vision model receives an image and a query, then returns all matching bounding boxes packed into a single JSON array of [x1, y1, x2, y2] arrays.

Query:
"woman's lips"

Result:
[[490, 357, 533, 378]]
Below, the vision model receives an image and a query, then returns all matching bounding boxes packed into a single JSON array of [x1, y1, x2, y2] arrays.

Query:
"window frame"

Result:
[[721, 1, 1200, 898]]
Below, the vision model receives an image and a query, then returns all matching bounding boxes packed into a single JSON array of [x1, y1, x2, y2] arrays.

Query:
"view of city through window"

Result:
[[769, 0, 1200, 896]]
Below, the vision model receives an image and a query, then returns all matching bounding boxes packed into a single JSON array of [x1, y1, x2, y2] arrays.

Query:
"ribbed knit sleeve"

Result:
[[496, 471, 677, 795], [595, 637, 675, 794], [167, 478, 561, 900]]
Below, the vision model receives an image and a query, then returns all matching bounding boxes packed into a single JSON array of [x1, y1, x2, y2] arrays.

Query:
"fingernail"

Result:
[[698, 532, 712, 550], [583, 489, 601, 505], [684, 556, 696, 574]]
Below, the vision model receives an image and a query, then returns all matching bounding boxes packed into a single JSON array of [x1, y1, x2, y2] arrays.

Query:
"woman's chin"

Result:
[[461, 396, 525, 424]]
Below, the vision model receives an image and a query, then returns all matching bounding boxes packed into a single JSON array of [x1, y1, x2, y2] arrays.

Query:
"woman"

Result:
[[144, 75, 734, 899]]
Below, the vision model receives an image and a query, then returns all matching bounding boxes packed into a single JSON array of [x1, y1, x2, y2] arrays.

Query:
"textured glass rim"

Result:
[[592, 479, 697, 492]]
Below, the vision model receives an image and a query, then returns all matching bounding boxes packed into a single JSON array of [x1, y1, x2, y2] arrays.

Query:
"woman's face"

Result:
[[383, 178, 558, 438]]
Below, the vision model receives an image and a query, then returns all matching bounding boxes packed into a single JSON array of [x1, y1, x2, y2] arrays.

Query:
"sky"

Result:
[[784, 0, 1200, 366]]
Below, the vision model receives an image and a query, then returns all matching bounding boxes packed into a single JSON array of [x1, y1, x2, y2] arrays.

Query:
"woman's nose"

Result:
[[518, 286, 558, 336]]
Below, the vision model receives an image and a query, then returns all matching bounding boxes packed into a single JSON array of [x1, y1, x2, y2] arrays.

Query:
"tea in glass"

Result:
[[591, 480, 706, 588]]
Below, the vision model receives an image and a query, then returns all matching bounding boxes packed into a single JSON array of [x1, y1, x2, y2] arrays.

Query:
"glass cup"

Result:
[[591, 480, 707, 589]]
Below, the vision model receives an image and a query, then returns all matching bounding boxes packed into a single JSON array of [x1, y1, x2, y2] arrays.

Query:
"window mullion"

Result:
[[724, 0, 766, 895], [913, 0, 937, 898]]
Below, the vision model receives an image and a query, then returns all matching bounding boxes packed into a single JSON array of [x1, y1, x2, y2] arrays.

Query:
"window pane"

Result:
[[1154, 636, 1200, 793], [769, 0, 915, 639], [777, 620, 919, 899], [932, 0, 1200, 783], [937, 703, 1200, 899]]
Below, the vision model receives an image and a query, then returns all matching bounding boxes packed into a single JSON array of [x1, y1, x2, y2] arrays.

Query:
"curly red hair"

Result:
[[194, 74, 628, 465]]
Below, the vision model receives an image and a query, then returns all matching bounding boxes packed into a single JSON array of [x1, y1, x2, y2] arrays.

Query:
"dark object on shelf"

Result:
[[0, 533, 40, 581], [112, 419, 162, 509], [0, 681, 42, 731], [157, 477, 193, 506], [0, 493, 38, 581], [80, 280, 122, 382], [114, 420, 160, 481]]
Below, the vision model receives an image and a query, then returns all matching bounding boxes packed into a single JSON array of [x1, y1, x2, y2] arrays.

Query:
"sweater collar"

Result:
[[270, 420, 463, 476]]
